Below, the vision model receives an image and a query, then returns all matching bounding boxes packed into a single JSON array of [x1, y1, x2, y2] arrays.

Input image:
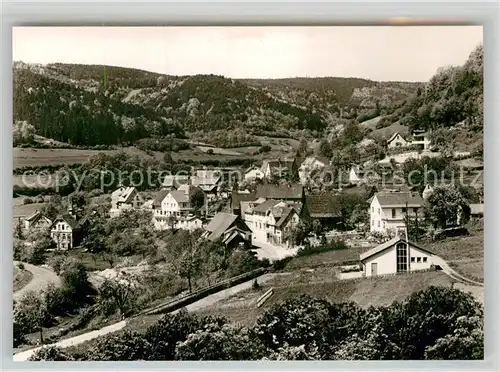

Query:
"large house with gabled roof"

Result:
[[50, 208, 88, 250], [202, 212, 252, 249], [23, 210, 52, 232], [369, 191, 424, 234]]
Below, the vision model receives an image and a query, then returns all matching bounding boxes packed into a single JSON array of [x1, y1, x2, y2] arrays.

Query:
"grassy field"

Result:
[[194, 270, 454, 327], [425, 227, 484, 283], [13, 265, 34, 292], [284, 246, 367, 270], [13, 199, 46, 219]]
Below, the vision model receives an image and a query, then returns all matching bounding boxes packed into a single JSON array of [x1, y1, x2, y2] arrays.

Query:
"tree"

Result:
[[14, 291, 53, 344], [59, 260, 96, 309], [29, 346, 75, 361], [143, 310, 220, 360], [175, 323, 267, 360], [424, 315, 484, 360], [312, 220, 323, 237], [349, 204, 369, 231], [254, 295, 331, 353], [317, 139, 332, 159], [97, 273, 140, 317], [423, 185, 469, 229], [189, 187, 205, 213], [85, 330, 151, 361]]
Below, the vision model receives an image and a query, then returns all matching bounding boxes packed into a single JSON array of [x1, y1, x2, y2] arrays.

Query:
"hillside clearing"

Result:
[[194, 271, 455, 327]]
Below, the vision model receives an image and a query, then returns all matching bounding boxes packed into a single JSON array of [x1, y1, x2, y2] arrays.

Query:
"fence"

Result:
[[256, 288, 274, 308], [136, 267, 268, 316]]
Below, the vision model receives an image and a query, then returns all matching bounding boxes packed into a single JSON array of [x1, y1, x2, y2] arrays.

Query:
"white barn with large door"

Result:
[[360, 237, 437, 277]]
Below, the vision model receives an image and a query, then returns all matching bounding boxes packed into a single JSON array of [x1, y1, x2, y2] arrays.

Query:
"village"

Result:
[[11, 26, 486, 362], [15, 129, 484, 281]]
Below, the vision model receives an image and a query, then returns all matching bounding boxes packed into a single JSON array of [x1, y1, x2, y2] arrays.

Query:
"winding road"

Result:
[[13, 254, 483, 361], [13, 262, 61, 301]]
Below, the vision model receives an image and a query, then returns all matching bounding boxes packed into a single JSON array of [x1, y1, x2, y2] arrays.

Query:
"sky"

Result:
[[13, 26, 483, 82]]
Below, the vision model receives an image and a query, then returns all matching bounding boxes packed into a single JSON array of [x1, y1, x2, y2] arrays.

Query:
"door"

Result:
[[371, 263, 378, 276]]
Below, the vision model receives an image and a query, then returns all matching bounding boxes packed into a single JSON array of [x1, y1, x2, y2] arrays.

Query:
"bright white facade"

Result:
[[411, 132, 432, 151], [369, 192, 423, 234], [242, 199, 301, 246], [360, 237, 436, 277], [244, 167, 265, 182], [387, 133, 409, 148]]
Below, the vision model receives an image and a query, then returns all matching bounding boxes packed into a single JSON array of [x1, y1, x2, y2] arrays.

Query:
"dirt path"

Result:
[[13, 262, 61, 301], [13, 321, 126, 361], [13, 272, 279, 361]]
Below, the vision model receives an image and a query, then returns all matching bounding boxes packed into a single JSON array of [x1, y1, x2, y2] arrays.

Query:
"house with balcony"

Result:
[[242, 198, 301, 247], [151, 186, 201, 230], [191, 170, 223, 198], [368, 191, 424, 234], [411, 130, 432, 151]]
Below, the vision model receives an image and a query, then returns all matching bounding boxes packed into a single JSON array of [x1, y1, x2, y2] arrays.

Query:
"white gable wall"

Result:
[[363, 243, 435, 277], [388, 134, 408, 148]]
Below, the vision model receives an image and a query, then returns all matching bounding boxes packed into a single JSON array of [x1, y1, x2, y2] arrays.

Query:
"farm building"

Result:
[[110, 186, 144, 218], [360, 237, 436, 277], [202, 212, 252, 249]]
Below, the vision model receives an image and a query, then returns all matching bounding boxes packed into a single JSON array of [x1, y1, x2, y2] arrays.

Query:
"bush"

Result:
[[272, 256, 294, 271], [17, 262, 25, 270], [206, 149, 214, 155], [23, 197, 34, 205]]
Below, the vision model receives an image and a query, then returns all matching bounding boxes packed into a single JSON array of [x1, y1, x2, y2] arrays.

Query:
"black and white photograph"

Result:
[[12, 25, 484, 361]]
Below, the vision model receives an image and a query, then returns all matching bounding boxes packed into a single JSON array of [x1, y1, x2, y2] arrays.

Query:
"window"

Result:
[[377, 221, 380, 227], [378, 208, 380, 215], [371, 220, 374, 226], [423, 257, 427, 263], [391, 208, 396, 218], [371, 207, 374, 212], [411, 257, 415, 262], [396, 243, 408, 272], [402, 208, 407, 214], [61, 224, 65, 231], [413, 207, 418, 214], [417, 257, 422, 263]]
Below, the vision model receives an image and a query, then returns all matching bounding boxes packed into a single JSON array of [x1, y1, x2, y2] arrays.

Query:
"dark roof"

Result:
[[152, 189, 170, 208], [162, 175, 190, 188], [204, 213, 239, 241], [374, 192, 424, 207], [255, 183, 303, 200], [360, 237, 435, 262], [51, 213, 79, 229], [230, 191, 257, 210], [272, 206, 296, 227], [26, 210, 41, 222], [305, 193, 342, 218], [253, 199, 281, 213]]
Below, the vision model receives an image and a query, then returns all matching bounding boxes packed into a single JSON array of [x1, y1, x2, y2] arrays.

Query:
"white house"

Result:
[[49, 207, 87, 250], [23, 210, 52, 231], [191, 170, 222, 194], [369, 192, 424, 234], [360, 236, 437, 277], [242, 199, 301, 246], [110, 186, 144, 217], [298, 156, 329, 184], [411, 131, 432, 151], [244, 166, 265, 182], [151, 186, 203, 230], [387, 132, 409, 148]]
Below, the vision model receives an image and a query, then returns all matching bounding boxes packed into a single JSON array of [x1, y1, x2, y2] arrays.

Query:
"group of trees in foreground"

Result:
[[28, 286, 483, 361]]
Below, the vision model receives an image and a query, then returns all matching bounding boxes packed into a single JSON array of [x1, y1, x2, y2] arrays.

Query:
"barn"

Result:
[[360, 237, 436, 277]]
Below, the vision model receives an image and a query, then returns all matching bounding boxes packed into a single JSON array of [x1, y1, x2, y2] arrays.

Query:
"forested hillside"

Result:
[[13, 61, 422, 148], [384, 45, 483, 132]]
